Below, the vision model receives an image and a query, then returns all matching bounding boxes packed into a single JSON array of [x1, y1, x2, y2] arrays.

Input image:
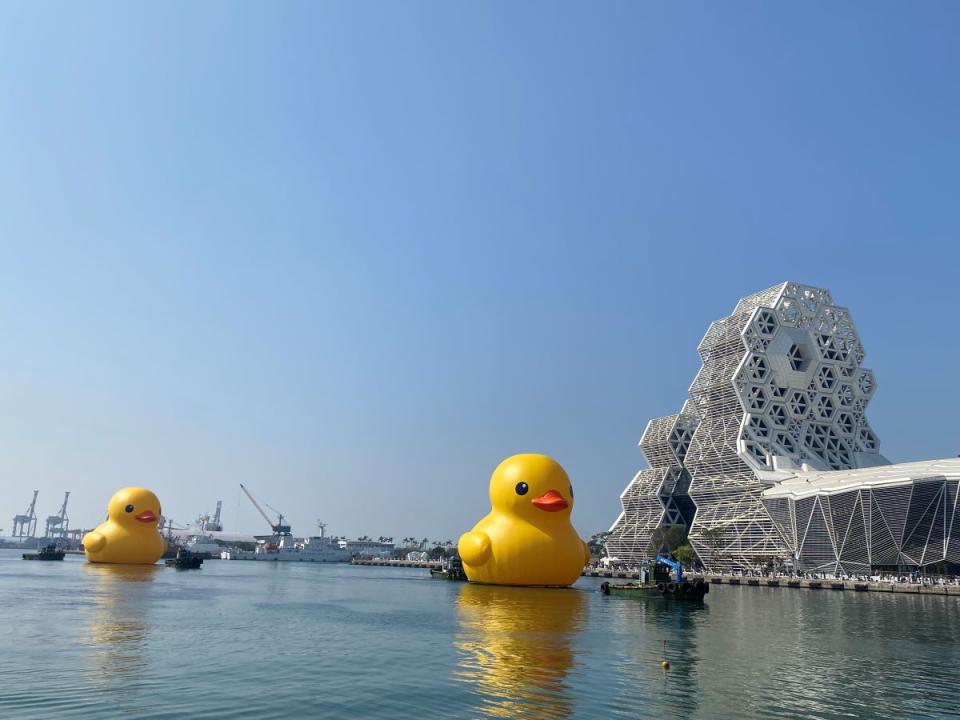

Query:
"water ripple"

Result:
[[1, 554, 958, 719]]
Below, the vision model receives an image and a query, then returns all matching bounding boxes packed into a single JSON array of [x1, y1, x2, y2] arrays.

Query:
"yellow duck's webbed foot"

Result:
[[458, 531, 491, 566], [83, 532, 106, 553]]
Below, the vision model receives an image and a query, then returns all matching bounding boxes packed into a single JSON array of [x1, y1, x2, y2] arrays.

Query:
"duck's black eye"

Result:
[[570, 484, 574, 499], [515, 482, 529, 496], [124, 504, 134, 513]]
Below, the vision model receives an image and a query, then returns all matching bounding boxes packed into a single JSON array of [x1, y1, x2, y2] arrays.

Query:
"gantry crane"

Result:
[[239, 484, 291, 536], [195, 500, 224, 533], [206, 500, 223, 531], [12, 490, 39, 540], [44, 492, 70, 539]]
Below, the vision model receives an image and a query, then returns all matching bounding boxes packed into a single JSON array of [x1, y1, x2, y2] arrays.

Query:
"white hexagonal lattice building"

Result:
[[606, 282, 960, 573]]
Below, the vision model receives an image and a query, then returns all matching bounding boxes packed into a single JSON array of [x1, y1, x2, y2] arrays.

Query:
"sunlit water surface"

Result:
[[1, 550, 957, 719]]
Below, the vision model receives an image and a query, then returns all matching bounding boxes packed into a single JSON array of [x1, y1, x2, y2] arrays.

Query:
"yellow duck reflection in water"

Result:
[[83, 563, 159, 682], [455, 584, 586, 719]]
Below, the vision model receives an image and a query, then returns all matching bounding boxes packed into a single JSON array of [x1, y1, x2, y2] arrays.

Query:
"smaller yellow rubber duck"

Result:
[[458, 454, 590, 587], [83, 487, 166, 565]]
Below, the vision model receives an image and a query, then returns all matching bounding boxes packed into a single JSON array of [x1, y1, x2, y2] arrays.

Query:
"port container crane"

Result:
[[208, 500, 223, 532], [12, 490, 39, 539], [44, 492, 70, 539], [240, 484, 291, 536]]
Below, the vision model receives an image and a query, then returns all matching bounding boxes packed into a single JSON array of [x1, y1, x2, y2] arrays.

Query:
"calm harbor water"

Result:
[[1, 549, 957, 719]]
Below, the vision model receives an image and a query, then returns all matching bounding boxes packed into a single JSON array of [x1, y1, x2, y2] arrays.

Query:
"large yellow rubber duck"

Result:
[[83, 487, 166, 565], [458, 454, 590, 587]]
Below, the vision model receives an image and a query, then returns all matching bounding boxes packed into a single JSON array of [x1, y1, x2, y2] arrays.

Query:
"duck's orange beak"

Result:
[[135, 510, 157, 523], [531, 490, 569, 512]]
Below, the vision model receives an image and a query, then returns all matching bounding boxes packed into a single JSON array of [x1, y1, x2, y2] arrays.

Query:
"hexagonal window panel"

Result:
[[816, 365, 837, 391], [836, 412, 855, 435], [837, 384, 855, 407], [817, 333, 844, 362], [817, 308, 839, 335], [815, 395, 835, 420], [747, 355, 769, 382], [768, 403, 789, 428], [778, 298, 800, 326], [858, 370, 876, 396], [775, 431, 796, 455], [804, 425, 827, 452], [743, 327, 769, 353], [747, 415, 770, 439], [755, 309, 778, 337], [788, 419, 803, 439], [746, 386, 767, 412], [788, 391, 808, 418], [825, 427, 842, 451], [801, 288, 821, 317]]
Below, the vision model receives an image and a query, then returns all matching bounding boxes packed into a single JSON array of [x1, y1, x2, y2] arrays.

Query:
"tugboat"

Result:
[[600, 554, 708, 601], [165, 547, 203, 569], [23, 544, 66, 561], [430, 555, 468, 582]]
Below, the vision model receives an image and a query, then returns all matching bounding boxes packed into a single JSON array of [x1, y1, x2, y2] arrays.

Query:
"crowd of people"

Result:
[[590, 558, 960, 585]]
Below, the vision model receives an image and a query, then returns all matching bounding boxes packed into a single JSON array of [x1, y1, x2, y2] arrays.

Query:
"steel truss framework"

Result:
[[605, 407, 698, 563], [606, 282, 916, 572], [762, 460, 960, 573]]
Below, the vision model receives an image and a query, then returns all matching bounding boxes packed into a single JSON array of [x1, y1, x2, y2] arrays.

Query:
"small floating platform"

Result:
[[23, 545, 65, 561]]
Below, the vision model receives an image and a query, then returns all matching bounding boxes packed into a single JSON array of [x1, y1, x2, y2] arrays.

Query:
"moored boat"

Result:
[[430, 555, 468, 581], [600, 578, 709, 600], [600, 554, 708, 601], [165, 548, 203, 569], [184, 534, 223, 559], [227, 523, 350, 563], [23, 544, 65, 561]]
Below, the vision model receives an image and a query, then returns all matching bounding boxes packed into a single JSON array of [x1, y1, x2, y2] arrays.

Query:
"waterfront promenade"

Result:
[[350, 558, 960, 596], [582, 568, 960, 595]]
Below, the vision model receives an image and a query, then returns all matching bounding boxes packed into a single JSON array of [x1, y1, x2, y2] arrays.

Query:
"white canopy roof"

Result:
[[761, 457, 960, 500]]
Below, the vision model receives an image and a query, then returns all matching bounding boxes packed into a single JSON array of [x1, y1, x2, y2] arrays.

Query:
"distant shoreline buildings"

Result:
[[607, 282, 960, 575]]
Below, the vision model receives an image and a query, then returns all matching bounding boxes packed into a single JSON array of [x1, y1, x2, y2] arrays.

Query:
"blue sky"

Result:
[[0, 2, 957, 540]]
